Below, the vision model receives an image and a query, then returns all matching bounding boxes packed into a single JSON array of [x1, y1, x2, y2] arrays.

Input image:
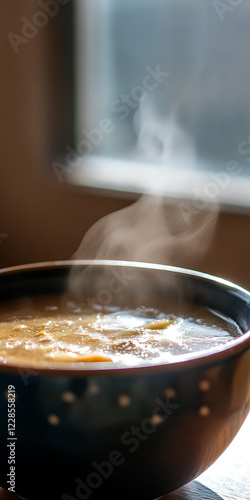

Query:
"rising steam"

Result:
[[70, 95, 218, 290], [71, 194, 217, 268]]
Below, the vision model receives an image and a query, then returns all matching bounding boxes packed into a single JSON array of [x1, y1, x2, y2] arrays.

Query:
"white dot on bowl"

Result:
[[117, 394, 131, 408], [199, 405, 210, 417], [61, 391, 77, 403], [88, 382, 100, 395], [47, 414, 60, 425], [199, 380, 211, 392], [151, 414, 164, 426], [164, 388, 177, 399]]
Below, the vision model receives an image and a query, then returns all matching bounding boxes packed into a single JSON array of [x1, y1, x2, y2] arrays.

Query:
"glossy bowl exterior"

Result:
[[0, 261, 249, 500]]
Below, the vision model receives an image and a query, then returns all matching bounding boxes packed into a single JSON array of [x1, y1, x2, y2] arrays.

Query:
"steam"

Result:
[[134, 100, 196, 168], [69, 96, 218, 291], [71, 194, 217, 267]]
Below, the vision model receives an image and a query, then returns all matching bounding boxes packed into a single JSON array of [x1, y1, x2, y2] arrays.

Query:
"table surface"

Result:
[[0, 415, 249, 500]]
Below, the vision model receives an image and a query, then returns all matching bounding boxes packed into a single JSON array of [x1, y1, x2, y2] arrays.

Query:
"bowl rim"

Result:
[[0, 259, 250, 377]]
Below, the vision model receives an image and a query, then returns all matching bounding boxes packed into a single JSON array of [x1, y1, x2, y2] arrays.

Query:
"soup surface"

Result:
[[0, 294, 242, 367]]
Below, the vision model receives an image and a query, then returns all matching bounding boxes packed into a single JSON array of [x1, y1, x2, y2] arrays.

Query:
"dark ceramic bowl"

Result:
[[0, 261, 249, 500]]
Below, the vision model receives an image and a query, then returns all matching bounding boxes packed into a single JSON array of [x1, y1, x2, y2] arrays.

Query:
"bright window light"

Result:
[[67, 0, 250, 210]]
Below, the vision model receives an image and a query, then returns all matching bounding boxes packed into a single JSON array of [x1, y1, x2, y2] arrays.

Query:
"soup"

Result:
[[0, 293, 242, 368]]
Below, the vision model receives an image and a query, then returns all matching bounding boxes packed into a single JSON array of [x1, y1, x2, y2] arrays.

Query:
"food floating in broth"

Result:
[[0, 294, 242, 367]]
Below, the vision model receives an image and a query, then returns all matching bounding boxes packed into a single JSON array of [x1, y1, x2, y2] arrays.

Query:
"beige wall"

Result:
[[0, 1, 132, 264], [1, 1, 250, 291]]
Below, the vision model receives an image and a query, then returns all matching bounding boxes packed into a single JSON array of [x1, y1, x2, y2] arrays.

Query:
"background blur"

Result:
[[1, 0, 250, 289]]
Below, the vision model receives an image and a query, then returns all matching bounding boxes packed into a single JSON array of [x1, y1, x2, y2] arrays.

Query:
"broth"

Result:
[[0, 294, 242, 367]]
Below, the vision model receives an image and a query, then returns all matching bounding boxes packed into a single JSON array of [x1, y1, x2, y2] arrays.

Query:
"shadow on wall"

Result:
[[0, 0, 133, 267]]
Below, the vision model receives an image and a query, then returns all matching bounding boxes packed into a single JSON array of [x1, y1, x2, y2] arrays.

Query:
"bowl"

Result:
[[0, 260, 249, 500]]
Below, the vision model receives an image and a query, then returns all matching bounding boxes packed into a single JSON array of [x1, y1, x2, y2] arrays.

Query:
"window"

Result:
[[65, 0, 250, 210]]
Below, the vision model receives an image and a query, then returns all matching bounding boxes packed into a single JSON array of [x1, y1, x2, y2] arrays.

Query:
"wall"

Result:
[[0, 1, 131, 264]]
